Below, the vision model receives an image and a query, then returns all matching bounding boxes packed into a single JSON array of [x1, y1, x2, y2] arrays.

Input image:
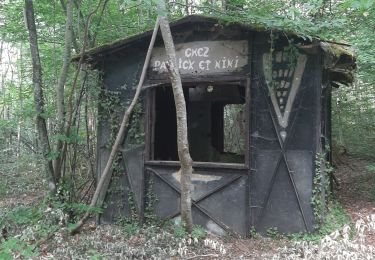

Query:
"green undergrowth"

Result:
[[173, 224, 206, 240], [117, 216, 207, 240], [0, 195, 104, 258], [1, 206, 42, 226], [289, 201, 350, 242], [251, 201, 351, 242], [0, 204, 45, 259], [0, 237, 38, 260], [0, 198, 208, 259], [0, 180, 7, 197], [0, 155, 44, 197], [48, 222, 213, 259], [366, 164, 375, 201]]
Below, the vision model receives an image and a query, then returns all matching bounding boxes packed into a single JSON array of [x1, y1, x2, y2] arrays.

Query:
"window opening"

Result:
[[152, 83, 246, 164]]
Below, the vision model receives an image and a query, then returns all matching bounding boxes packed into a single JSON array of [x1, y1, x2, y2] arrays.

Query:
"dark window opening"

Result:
[[153, 84, 246, 164]]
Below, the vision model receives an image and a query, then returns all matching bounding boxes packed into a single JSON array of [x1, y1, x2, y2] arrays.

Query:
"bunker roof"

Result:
[[74, 15, 356, 86]]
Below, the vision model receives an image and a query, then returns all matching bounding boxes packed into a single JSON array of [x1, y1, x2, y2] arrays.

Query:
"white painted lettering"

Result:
[[198, 48, 204, 56], [215, 60, 221, 69], [222, 57, 226, 69], [227, 59, 233, 68], [152, 42, 245, 74], [185, 48, 192, 57], [203, 47, 209, 57], [182, 60, 189, 70], [205, 60, 211, 70], [184, 47, 210, 58], [160, 61, 167, 70], [199, 60, 205, 70], [191, 48, 198, 56], [188, 60, 195, 70]]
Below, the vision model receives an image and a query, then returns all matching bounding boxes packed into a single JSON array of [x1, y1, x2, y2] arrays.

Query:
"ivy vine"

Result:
[[311, 146, 334, 229]]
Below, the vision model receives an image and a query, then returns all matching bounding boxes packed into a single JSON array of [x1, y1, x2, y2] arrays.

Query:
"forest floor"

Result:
[[335, 155, 375, 246], [0, 155, 375, 259]]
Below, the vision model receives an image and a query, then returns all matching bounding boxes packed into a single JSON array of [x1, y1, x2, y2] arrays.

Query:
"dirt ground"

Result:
[[335, 156, 375, 218], [334, 155, 375, 246], [1, 155, 375, 259]]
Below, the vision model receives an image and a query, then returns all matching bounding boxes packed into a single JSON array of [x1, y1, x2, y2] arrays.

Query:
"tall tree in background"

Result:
[[157, 0, 194, 232], [24, 0, 56, 193], [54, 0, 74, 181]]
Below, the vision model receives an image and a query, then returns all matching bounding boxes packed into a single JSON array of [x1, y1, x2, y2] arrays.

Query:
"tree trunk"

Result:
[[73, 0, 93, 44], [24, 0, 56, 193], [221, 0, 226, 11], [185, 0, 190, 15], [17, 43, 24, 159], [59, 0, 80, 52], [55, 0, 104, 183], [157, 0, 194, 233], [84, 93, 95, 181], [54, 0, 74, 182]]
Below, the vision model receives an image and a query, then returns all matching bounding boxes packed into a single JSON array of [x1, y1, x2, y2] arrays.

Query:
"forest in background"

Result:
[[0, 0, 374, 258]]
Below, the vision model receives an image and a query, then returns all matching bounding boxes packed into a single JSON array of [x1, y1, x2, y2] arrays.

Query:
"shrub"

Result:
[[0, 237, 38, 259], [191, 225, 206, 239]]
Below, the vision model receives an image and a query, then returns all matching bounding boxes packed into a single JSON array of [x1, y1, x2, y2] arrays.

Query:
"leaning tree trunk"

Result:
[[157, 0, 194, 233], [24, 0, 56, 193], [69, 17, 161, 235]]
